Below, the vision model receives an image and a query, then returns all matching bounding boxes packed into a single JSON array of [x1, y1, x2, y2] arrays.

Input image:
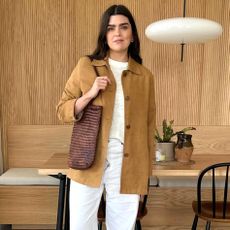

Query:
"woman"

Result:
[[57, 4, 156, 230]]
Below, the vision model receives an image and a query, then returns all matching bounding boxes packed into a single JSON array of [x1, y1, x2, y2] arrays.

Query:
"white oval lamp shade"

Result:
[[145, 17, 223, 44]]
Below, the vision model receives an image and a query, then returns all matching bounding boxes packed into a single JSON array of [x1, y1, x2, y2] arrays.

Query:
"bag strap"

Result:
[[93, 65, 99, 77], [87, 55, 100, 77]]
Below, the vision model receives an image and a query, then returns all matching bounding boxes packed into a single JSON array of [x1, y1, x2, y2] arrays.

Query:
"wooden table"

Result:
[[152, 154, 230, 177], [39, 153, 69, 176], [38, 153, 230, 230], [39, 153, 230, 177]]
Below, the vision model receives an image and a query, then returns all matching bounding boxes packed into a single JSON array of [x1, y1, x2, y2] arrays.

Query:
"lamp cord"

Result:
[[183, 0, 186, 17], [181, 0, 186, 62]]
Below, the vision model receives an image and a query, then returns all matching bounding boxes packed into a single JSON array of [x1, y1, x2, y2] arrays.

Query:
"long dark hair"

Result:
[[89, 5, 142, 64]]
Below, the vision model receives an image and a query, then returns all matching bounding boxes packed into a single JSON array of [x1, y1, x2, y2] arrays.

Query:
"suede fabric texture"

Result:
[[56, 56, 156, 194]]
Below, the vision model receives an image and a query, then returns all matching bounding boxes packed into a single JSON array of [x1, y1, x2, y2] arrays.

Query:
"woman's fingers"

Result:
[[89, 76, 111, 98], [96, 76, 111, 85], [102, 76, 111, 85], [95, 76, 111, 90]]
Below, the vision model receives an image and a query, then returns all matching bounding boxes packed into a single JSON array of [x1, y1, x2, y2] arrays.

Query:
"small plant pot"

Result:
[[175, 133, 193, 163], [156, 142, 175, 161]]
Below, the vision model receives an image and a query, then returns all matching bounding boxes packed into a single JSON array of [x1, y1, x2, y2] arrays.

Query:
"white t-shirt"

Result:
[[108, 58, 128, 143]]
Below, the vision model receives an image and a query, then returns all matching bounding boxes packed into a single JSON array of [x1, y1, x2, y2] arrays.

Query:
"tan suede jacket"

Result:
[[56, 56, 156, 194]]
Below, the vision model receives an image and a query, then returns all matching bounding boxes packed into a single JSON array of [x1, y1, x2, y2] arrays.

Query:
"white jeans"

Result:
[[69, 139, 140, 230]]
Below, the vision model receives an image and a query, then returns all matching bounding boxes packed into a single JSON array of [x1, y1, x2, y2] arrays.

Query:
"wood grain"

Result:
[[0, 186, 58, 224], [7, 125, 72, 168], [172, 126, 230, 155], [13, 225, 55, 230], [6, 125, 230, 169], [0, 129, 3, 174], [0, 0, 229, 168], [0, 0, 229, 228], [142, 187, 230, 228], [8, 187, 230, 229], [11, 225, 230, 230]]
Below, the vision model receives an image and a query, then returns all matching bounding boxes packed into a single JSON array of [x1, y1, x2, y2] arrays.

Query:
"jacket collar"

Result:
[[91, 56, 141, 75]]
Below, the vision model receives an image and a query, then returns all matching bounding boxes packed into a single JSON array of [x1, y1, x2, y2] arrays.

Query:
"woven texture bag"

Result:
[[68, 60, 102, 169], [68, 103, 102, 169]]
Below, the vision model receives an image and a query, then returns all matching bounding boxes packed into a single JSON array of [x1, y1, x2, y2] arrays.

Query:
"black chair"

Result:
[[98, 177, 158, 230], [192, 162, 230, 230]]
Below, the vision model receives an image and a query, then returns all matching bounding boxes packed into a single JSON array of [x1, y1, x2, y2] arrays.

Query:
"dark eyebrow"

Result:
[[107, 22, 130, 27]]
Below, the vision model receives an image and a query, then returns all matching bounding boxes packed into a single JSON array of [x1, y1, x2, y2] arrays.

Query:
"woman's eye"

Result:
[[120, 25, 128, 30], [107, 27, 114, 31]]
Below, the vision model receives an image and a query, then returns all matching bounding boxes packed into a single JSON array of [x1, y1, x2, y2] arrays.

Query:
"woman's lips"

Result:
[[113, 39, 123, 43]]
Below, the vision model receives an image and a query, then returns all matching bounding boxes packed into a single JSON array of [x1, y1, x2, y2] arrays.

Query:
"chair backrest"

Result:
[[197, 162, 230, 218]]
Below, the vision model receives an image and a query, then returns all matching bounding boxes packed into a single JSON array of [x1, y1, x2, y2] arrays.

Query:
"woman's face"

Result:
[[106, 14, 133, 58]]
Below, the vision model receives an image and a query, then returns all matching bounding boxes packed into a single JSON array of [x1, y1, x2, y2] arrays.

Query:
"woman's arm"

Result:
[[56, 62, 82, 122], [56, 58, 111, 123]]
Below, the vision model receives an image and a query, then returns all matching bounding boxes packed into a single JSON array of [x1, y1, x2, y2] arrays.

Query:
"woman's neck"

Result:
[[108, 51, 128, 62]]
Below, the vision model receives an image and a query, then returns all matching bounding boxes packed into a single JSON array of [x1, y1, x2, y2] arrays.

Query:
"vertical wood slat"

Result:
[[0, 128, 3, 175], [0, 0, 228, 125], [0, 0, 229, 167]]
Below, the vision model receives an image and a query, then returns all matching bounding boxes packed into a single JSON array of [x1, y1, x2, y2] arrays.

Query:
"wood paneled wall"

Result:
[[0, 0, 229, 165]]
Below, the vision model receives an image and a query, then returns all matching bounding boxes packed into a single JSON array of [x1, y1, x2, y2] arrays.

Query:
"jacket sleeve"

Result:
[[148, 73, 156, 176], [56, 59, 83, 123]]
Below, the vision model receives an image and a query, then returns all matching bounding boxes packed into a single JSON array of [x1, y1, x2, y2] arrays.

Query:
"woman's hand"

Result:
[[74, 76, 111, 116], [88, 76, 111, 98]]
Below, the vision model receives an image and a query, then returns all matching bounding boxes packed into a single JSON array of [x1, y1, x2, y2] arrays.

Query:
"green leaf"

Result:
[[154, 119, 196, 142], [181, 127, 196, 133], [155, 128, 163, 142]]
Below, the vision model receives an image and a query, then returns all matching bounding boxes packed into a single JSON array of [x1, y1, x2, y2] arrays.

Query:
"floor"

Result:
[[12, 225, 230, 230]]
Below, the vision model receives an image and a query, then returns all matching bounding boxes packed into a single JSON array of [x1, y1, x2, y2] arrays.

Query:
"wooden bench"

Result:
[[0, 125, 229, 229], [0, 125, 73, 228]]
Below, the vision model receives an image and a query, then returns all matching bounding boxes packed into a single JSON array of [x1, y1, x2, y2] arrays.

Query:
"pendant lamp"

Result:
[[145, 0, 223, 61]]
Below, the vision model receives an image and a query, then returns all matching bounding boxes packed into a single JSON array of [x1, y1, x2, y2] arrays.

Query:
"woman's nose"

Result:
[[114, 27, 120, 35]]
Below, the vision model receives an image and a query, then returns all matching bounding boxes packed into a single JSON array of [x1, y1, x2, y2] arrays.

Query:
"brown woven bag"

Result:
[[68, 60, 102, 169], [68, 103, 102, 169]]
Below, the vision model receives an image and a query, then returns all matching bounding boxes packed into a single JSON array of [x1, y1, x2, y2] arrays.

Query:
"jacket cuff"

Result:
[[74, 99, 84, 121]]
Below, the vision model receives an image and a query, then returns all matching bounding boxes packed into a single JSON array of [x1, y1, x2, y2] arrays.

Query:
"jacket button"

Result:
[[125, 96, 130, 101], [124, 153, 129, 157], [126, 124, 131, 129]]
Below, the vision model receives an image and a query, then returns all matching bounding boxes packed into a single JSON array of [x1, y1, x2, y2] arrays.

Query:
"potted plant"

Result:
[[155, 119, 196, 162]]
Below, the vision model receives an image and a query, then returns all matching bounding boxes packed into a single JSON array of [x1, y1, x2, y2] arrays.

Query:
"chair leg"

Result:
[[0, 225, 12, 230], [206, 221, 211, 230], [135, 220, 142, 230], [98, 222, 103, 230], [191, 215, 198, 230]]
